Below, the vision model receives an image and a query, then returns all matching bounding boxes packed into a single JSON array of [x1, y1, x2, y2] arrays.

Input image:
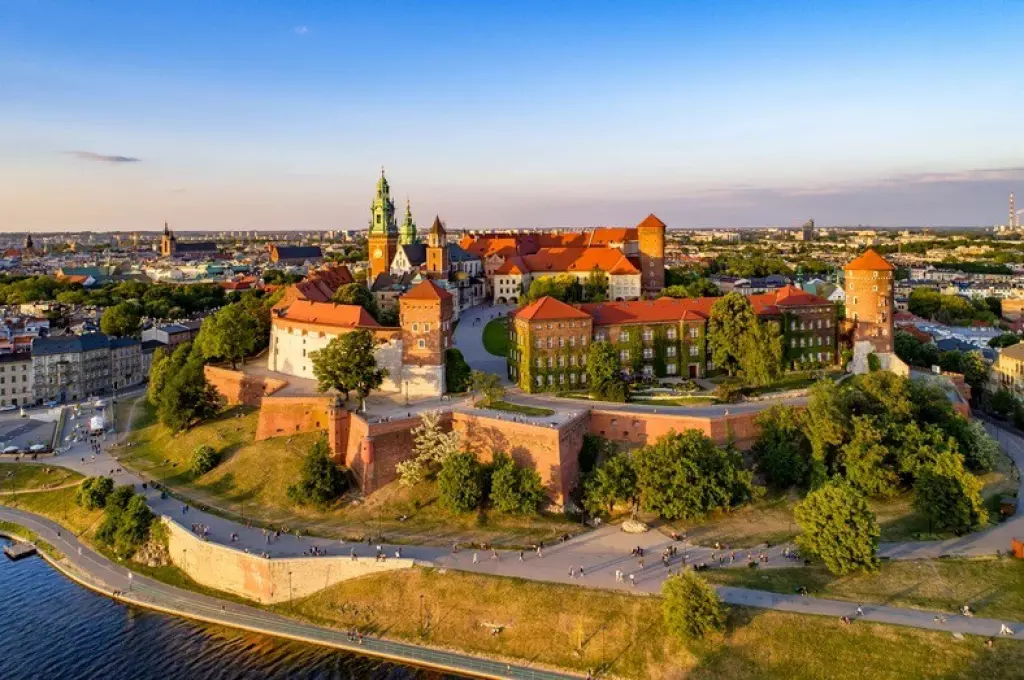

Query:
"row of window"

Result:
[[535, 354, 588, 369], [534, 372, 587, 387], [790, 318, 832, 330], [790, 336, 833, 348], [536, 335, 589, 349], [619, 346, 700, 361], [0, 364, 28, 372]]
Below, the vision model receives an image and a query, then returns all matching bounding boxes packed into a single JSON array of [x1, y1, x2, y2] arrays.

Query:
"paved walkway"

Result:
[[453, 303, 514, 383], [0, 505, 577, 680]]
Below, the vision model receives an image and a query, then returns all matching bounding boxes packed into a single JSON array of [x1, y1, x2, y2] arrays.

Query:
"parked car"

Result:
[[3, 445, 19, 454], [0, 405, 17, 412]]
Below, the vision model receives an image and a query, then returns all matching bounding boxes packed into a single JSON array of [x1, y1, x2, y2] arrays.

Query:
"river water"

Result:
[[0, 539, 462, 680]]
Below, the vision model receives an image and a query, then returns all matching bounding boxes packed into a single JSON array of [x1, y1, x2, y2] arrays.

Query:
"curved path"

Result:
[[0, 504, 577, 680]]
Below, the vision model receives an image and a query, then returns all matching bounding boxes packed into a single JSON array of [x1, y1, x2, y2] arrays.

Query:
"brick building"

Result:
[[508, 286, 838, 392], [844, 249, 895, 353], [399, 279, 454, 397]]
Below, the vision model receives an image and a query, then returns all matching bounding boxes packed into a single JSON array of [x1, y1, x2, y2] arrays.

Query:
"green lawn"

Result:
[[0, 463, 83, 493], [0, 484, 104, 537], [280, 566, 1024, 680], [477, 400, 555, 417], [704, 556, 1024, 620], [482, 317, 509, 356]]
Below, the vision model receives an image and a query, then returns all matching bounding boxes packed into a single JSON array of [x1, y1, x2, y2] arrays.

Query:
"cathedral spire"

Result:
[[398, 197, 417, 245]]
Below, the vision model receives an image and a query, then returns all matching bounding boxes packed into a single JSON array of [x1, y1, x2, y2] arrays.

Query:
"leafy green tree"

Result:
[[194, 302, 260, 368], [958, 351, 988, 395], [584, 269, 608, 302], [470, 370, 505, 406], [582, 452, 637, 514], [752, 406, 811, 488], [489, 454, 545, 514], [331, 282, 380, 320], [190, 445, 221, 476], [837, 417, 900, 498], [158, 354, 222, 431], [95, 486, 154, 559], [377, 306, 400, 326], [587, 341, 627, 401], [738, 319, 783, 386], [795, 479, 879, 576], [661, 571, 726, 641], [100, 301, 142, 337], [437, 451, 483, 513], [989, 333, 1020, 349], [146, 348, 170, 408], [310, 330, 386, 408], [75, 476, 114, 510], [661, 278, 721, 299], [445, 349, 472, 393], [286, 437, 348, 507], [913, 452, 988, 534], [707, 292, 758, 377], [988, 388, 1016, 418], [803, 380, 848, 485], [908, 287, 942, 319], [962, 420, 999, 473], [891, 421, 956, 478], [633, 430, 754, 520]]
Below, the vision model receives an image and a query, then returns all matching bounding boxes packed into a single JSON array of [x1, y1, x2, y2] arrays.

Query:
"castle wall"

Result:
[[254, 395, 332, 440], [204, 365, 288, 407], [589, 408, 763, 450]]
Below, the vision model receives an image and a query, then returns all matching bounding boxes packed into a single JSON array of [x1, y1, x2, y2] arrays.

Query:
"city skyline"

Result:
[[3, 1, 1023, 232]]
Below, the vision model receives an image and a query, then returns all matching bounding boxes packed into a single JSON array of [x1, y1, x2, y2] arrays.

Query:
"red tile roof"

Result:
[[276, 300, 381, 329], [403, 279, 453, 301], [747, 286, 830, 315], [636, 214, 667, 230], [844, 249, 894, 272], [495, 257, 527, 275], [514, 297, 592, 322], [577, 297, 715, 325], [521, 248, 639, 275]]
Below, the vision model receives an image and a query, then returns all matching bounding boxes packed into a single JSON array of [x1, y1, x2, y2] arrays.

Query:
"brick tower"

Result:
[[426, 215, 449, 275], [636, 213, 666, 297], [843, 249, 895, 353], [368, 169, 399, 282], [399, 279, 454, 397]]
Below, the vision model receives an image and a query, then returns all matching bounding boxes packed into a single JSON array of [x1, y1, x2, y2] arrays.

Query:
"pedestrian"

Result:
[[569, 567, 575, 578], [519, 551, 524, 562], [579, 564, 585, 577], [491, 548, 499, 561], [473, 552, 479, 564], [638, 557, 644, 570], [629, 574, 636, 587], [1000, 624, 1014, 636], [856, 605, 864, 617]]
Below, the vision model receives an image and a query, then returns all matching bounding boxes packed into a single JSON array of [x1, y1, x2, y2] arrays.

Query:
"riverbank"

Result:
[[4, 503, 1024, 679]]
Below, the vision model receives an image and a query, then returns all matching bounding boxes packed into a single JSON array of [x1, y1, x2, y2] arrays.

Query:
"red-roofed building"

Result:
[[508, 285, 838, 391], [844, 249, 895, 353]]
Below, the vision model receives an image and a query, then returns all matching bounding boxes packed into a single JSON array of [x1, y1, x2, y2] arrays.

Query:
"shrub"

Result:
[[287, 437, 348, 507], [867, 353, 881, 372], [190, 445, 220, 476], [489, 454, 545, 514], [95, 485, 154, 559], [75, 476, 114, 510], [437, 451, 484, 513], [662, 571, 726, 640], [445, 349, 472, 393], [913, 452, 988, 534]]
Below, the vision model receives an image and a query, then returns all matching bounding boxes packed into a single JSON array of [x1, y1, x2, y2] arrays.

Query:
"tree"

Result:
[[958, 351, 988, 395], [489, 454, 545, 514], [194, 302, 260, 369], [989, 333, 1020, 349], [287, 437, 348, 507], [445, 349, 472, 393], [752, 406, 811, 488], [989, 388, 1017, 418], [633, 430, 754, 520], [794, 480, 879, 576], [587, 341, 627, 401], [100, 301, 141, 337], [962, 420, 999, 473], [377, 306, 399, 326], [471, 370, 505, 406], [707, 293, 758, 377], [661, 571, 725, 641], [802, 380, 848, 485], [908, 288, 942, 319], [332, 282, 379, 321], [147, 348, 170, 407], [95, 486, 154, 559], [582, 452, 637, 514], [583, 268, 608, 302], [437, 450, 483, 512], [837, 417, 900, 498], [395, 410, 462, 486], [738, 319, 783, 386], [913, 452, 988, 534], [190, 445, 221, 476], [75, 476, 114, 510], [158, 354, 222, 431], [310, 330, 386, 409]]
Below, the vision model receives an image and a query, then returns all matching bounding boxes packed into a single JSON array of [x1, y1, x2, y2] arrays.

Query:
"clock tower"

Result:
[[368, 168, 399, 282]]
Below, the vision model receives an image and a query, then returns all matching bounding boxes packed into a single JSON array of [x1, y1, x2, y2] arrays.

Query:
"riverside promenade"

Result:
[[0, 504, 578, 680]]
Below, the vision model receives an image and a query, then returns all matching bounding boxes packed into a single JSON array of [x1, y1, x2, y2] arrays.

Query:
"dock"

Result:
[[3, 542, 37, 560]]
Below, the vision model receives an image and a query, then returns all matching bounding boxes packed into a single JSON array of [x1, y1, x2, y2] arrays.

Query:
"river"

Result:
[[0, 539, 463, 679]]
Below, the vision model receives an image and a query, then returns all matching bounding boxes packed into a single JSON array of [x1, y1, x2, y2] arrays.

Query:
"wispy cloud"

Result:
[[293, 25, 309, 35], [67, 151, 141, 164]]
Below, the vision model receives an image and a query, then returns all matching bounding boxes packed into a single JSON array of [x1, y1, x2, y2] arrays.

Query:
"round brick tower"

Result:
[[843, 249, 895, 353], [636, 213, 666, 297]]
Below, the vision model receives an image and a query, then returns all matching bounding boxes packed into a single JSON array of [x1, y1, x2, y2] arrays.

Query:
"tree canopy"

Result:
[[661, 571, 726, 641], [100, 301, 142, 337], [794, 479, 879, 576], [332, 283, 380, 321], [194, 301, 260, 368], [310, 329, 386, 408], [287, 436, 348, 507], [437, 450, 484, 512]]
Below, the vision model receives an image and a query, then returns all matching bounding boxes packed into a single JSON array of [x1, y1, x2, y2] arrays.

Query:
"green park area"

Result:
[[279, 566, 1024, 680], [482, 317, 508, 356], [0, 463, 82, 493]]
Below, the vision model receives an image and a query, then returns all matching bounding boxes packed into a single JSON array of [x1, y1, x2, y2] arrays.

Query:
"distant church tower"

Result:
[[160, 222, 177, 257], [426, 216, 449, 276], [1011, 192, 1018, 230], [398, 198, 418, 246], [368, 169, 399, 282]]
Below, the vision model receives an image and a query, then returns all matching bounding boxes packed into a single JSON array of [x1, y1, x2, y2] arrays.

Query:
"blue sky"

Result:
[[2, 1, 1022, 231]]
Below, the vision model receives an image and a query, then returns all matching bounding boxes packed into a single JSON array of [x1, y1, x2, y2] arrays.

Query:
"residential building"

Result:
[[110, 337, 144, 390], [0, 352, 33, 407], [31, 333, 112, 403], [991, 342, 1024, 396]]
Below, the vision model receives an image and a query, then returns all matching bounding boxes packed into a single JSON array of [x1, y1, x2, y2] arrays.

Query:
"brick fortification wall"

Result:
[[590, 409, 762, 450], [254, 395, 332, 440], [205, 366, 288, 407], [163, 517, 411, 603]]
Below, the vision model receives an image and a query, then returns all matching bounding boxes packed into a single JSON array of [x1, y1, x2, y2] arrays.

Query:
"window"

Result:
[[547, 337, 553, 349], [412, 323, 419, 332], [643, 330, 653, 343], [620, 350, 630, 361], [581, 335, 587, 346], [424, 322, 430, 331], [667, 363, 677, 375], [548, 375, 554, 385], [689, 326, 699, 339], [569, 355, 576, 367], [580, 354, 587, 366], [418, 339, 425, 349], [548, 357, 554, 368], [643, 348, 654, 359], [791, 320, 797, 330], [620, 331, 629, 342], [667, 328, 677, 340], [536, 375, 543, 386], [666, 346, 676, 357], [569, 373, 577, 384], [689, 345, 699, 357], [559, 373, 565, 384], [581, 373, 587, 383], [558, 356, 565, 368], [559, 337, 565, 348], [536, 357, 543, 368], [569, 336, 576, 347], [826, 335, 832, 345], [536, 338, 543, 349]]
